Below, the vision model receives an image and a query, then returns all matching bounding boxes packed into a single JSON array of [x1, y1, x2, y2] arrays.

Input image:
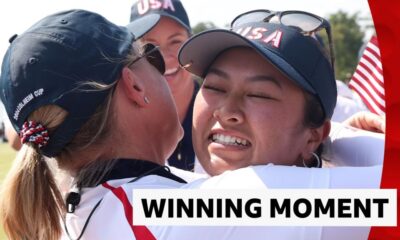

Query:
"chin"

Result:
[[203, 166, 222, 177], [207, 156, 240, 176]]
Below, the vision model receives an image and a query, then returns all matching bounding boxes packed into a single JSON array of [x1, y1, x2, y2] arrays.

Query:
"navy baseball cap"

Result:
[[178, 22, 337, 119], [128, 0, 191, 37], [0, 9, 152, 157]]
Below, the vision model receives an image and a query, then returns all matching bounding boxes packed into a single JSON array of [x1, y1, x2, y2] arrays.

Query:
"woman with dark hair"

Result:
[[179, 10, 337, 174], [179, 10, 385, 174], [172, 11, 383, 239]]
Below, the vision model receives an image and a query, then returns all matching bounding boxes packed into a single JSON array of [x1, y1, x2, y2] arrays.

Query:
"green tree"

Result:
[[192, 21, 217, 34], [328, 11, 365, 81]]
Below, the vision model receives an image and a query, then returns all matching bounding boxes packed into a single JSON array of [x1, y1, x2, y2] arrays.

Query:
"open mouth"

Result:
[[209, 133, 251, 147]]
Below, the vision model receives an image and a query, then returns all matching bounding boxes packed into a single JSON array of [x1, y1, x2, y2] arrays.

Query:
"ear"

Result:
[[301, 120, 331, 160], [119, 67, 147, 107]]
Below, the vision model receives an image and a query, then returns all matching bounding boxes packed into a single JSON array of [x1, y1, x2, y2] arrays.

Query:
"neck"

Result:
[[63, 130, 165, 173]]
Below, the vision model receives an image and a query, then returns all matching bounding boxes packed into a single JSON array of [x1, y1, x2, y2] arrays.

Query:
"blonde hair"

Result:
[[0, 105, 67, 240], [0, 42, 143, 240]]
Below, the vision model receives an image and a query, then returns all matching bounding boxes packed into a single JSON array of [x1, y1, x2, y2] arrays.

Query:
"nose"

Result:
[[213, 97, 244, 125], [158, 46, 176, 71], [159, 45, 175, 60]]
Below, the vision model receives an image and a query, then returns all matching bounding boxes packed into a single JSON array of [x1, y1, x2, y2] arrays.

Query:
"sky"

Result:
[[0, 0, 373, 118]]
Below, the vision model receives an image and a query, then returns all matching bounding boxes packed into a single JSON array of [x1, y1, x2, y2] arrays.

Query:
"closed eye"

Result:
[[203, 85, 225, 93], [247, 94, 275, 100], [171, 39, 183, 45]]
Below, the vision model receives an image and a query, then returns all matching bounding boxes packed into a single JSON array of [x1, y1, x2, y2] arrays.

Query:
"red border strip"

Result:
[[102, 182, 156, 240], [368, 0, 400, 239]]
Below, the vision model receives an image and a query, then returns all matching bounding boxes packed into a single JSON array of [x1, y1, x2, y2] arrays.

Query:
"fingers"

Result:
[[343, 111, 385, 133]]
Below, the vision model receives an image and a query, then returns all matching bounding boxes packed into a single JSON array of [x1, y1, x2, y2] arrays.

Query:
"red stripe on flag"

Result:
[[351, 68, 384, 101], [356, 61, 384, 95], [365, 44, 381, 64], [360, 55, 383, 81], [350, 81, 384, 115], [102, 182, 156, 240], [349, 35, 385, 115], [350, 70, 385, 107], [369, 34, 379, 47], [349, 79, 385, 115]]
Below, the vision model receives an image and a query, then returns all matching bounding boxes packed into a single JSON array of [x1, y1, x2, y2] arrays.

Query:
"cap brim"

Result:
[[126, 14, 161, 39], [178, 29, 315, 94]]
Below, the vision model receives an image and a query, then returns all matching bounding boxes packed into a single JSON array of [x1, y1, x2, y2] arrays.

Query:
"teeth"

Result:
[[164, 67, 179, 75], [212, 134, 249, 146]]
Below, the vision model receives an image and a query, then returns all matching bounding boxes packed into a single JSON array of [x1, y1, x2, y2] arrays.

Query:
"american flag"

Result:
[[349, 35, 385, 116]]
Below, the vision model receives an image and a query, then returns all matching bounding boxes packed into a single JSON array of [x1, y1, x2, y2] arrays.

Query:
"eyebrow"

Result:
[[207, 68, 229, 79], [167, 33, 186, 40], [248, 75, 282, 89], [207, 68, 282, 89], [144, 33, 186, 43]]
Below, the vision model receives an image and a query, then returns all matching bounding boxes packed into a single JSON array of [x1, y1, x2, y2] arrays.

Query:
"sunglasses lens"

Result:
[[231, 10, 272, 28], [280, 13, 322, 32], [145, 44, 165, 75]]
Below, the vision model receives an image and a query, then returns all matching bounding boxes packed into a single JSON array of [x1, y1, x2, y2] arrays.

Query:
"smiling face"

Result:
[[193, 48, 318, 176], [142, 17, 192, 96]]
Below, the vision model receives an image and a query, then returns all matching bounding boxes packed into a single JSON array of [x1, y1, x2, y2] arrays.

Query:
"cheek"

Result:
[[154, 77, 176, 111], [246, 105, 305, 163], [163, 52, 177, 65], [162, 44, 180, 64], [258, 125, 309, 165], [156, 76, 170, 96], [193, 94, 216, 149], [192, 94, 211, 131]]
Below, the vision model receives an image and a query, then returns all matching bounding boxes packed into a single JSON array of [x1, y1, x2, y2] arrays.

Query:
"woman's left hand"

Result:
[[343, 111, 385, 133]]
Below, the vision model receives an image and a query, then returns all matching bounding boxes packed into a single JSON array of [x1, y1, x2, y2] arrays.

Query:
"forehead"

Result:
[[207, 48, 278, 77], [207, 47, 304, 90], [211, 47, 268, 69]]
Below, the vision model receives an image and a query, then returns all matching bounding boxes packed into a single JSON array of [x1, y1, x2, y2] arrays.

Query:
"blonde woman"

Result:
[[0, 9, 183, 240], [128, 0, 199, 171]]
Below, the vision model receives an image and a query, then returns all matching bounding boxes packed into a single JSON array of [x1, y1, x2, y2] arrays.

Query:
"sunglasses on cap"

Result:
[[231, 9, 335, 73], [128, 43, 165, 74]]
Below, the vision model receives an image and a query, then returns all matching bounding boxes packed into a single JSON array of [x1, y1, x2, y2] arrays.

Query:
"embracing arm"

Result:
[[185, 164, 382, 189], [323, 122, 384, 166]]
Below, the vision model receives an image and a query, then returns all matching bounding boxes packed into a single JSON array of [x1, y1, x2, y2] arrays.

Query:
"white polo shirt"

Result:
[[62, 159, 382, 240]]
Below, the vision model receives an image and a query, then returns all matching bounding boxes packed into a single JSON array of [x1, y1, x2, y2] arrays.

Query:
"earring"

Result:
[[144, 96, 150, 104], [302, 152, 321, 168]]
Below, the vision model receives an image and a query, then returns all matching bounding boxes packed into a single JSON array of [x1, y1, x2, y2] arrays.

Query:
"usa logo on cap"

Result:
[[137, 0, 176, 15], [129, 0, 191, 35]]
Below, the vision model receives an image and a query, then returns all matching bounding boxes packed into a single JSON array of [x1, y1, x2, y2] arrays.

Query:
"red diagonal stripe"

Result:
[[350, 71, 385, 107], [349, 34, 386, 115], [349, 78, 385, 115], [365, 44, 381, 62], [359, 55, 384, 83], [354, 62, 385, 98], [102, 182, 156, 240], [362, 53, 383, 77]]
